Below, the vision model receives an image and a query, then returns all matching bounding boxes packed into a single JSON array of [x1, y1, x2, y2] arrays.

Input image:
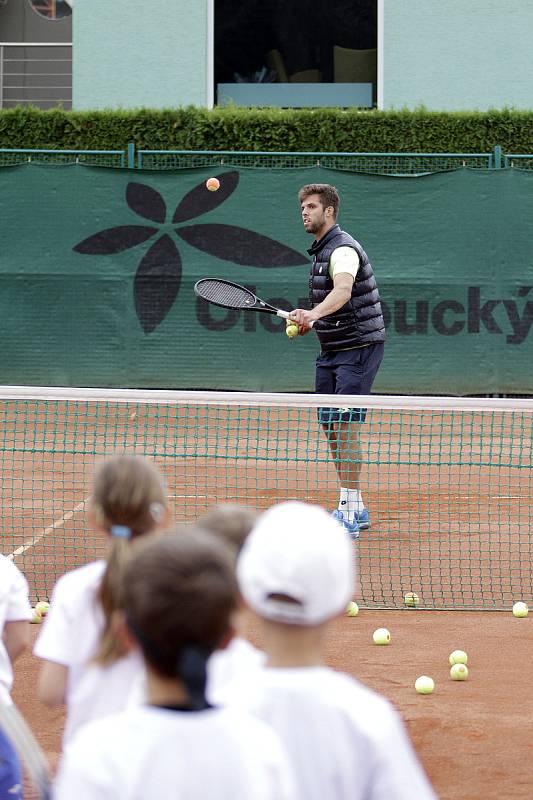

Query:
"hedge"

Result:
[[2, 106, 533, 153]]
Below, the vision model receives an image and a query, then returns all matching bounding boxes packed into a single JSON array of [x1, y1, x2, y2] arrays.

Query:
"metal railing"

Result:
[[0, 145, 532, 174], [0, 147, 126, 168], [136, 148, 495, 173], [0, 42, 72, 109]]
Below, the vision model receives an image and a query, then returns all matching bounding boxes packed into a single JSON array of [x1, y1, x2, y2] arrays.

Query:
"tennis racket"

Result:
[[0, 700, 52, 800], [194, 278, 319, 328]]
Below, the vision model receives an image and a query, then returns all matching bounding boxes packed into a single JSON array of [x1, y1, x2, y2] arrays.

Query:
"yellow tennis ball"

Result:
[[35, 601, 50, 618], [346, 601, 359, 617], [404, 591, 420, 607], [415, 675, 435, 694], [285, 324, 299, 339], [206, 177, 220, 192], [450, 663, 469, 681], [372, 627, 390, 645], [512, 601, 528, 618], [449, 649, 468, 666], [30, 608, 42, 624]]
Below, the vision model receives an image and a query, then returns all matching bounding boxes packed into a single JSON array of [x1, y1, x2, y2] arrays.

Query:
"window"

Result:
[[214, 0, 377, 107], [28, 0, 72, 20]]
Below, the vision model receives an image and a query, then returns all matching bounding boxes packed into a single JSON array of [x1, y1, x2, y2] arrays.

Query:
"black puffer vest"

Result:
[[308, 224, 386, 351]]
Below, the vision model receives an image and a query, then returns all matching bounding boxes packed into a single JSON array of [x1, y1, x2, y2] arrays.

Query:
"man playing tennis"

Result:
[[289, 184, 385, 538]]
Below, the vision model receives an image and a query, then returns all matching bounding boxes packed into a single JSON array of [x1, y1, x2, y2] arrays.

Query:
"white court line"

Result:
[[7, 498, 89, 561]]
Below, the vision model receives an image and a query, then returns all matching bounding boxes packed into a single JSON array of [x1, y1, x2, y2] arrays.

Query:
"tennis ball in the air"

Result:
[[206, 177, 220, 192], [415, 676, 435, 694], [35, 601, 50, 618], [346, 601, 359, 617], [449, 649, 468, 666], [404, 591, 420, 607], [30, 608, 42, 624], [372, 627, 390, 645], [512, 601, 528, 617], [286, 324, 299, 339], [450, 663, 469, 681]]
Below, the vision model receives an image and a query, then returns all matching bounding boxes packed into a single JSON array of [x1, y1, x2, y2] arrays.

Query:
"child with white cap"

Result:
[[233, 500, 437, 800]]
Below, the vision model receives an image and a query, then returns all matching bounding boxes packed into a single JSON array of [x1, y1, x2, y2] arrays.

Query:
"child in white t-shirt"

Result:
[[34, 455, 168, 746], [195, 504, 266, 705], [0, 554, 32, 798], [54, 529, 295, 800], [232, 501, 437, 800]]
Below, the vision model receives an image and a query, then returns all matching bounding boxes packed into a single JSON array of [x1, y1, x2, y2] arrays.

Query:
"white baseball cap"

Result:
[[237, 501, 355, 626]]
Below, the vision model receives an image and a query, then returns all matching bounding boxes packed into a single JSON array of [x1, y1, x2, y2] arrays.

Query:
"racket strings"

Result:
[[196, 280, 256, 309]]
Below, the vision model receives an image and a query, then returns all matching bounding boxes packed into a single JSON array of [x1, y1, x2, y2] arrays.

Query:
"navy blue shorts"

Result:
[[315, 342, 384, 425]]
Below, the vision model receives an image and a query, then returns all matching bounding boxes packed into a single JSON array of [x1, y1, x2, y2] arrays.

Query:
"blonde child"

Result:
[[34, 455, 168, 746], [54, 530, 295, 800]]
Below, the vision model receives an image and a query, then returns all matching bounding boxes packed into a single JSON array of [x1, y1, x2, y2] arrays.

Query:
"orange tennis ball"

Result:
[[206, 177, 220, 192]]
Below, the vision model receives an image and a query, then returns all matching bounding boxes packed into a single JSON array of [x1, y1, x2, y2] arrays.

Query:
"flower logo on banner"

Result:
[[73, 171, 307, 333]]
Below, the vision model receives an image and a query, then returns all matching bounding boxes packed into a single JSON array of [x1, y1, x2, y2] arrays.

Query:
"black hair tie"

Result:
[[176, 645, 210, 711]]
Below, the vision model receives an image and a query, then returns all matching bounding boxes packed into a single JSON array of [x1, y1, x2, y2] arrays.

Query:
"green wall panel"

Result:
[[0, 164, 532, 394]]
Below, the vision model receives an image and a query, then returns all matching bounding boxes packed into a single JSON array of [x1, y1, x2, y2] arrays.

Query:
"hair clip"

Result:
[[110, 525, 131, 539], [149, 502, 165, 522]]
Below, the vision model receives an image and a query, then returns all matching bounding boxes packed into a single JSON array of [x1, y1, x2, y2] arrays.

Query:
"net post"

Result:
[[127, 142, 135, 169]]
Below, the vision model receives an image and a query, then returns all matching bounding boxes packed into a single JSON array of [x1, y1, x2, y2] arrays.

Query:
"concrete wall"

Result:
[[73, 0, 208, 110], [383, 0, 533, 110]]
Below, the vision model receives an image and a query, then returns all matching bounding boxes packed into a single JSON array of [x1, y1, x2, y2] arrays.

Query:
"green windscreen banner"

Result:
[[0, 163, 532, 393]]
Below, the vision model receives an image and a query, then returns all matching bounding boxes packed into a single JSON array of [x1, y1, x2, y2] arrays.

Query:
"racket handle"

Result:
[[278, 310, 316, 329]]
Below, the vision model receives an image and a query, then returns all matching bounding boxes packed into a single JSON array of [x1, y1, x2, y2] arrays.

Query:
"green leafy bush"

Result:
[[1, 106, 533, 153]]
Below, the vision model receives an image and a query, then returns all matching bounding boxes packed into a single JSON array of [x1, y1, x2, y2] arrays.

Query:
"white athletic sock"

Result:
[[338, 488, 365, 522]]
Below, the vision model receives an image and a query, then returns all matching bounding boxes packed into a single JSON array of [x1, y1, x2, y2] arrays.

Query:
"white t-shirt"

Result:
[[329, 245, 360, 280], [54, 705, 296, 800], [0, 556, 32, 705], [224, 666, 436, 800], [207, 635, 266, 706], [33, 560, 145, 746]]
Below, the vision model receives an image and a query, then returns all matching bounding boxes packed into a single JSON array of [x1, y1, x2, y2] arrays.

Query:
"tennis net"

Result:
[[1, 386, 531, 610]]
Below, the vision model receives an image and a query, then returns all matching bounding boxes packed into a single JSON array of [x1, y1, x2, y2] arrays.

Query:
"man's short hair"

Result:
[[298, 184, 340, 218]]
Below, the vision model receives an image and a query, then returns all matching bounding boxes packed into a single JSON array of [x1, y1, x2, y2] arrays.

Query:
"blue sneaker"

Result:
[[331, 509, 360, 540], [356, 508, 371, 530]]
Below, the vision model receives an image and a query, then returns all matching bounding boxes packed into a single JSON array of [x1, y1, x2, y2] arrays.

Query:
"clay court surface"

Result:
[[2, 395, 532, 797], [12, 608, 533, 799]]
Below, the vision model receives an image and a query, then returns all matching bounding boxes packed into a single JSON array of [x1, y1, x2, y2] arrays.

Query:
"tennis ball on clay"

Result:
[[404, 591, 420, 607], [30, 608, 42, 624], [512, 601, 528, 618], [372, 627, 391, 645], [206, 177, 220, 192], [286, 324, 299, 339], [415, 675, 435, 694], [450, 663, 469, 681], [346, 601, 359, 617], [35, 601, 50, 618], [449, 649, 468, 666]]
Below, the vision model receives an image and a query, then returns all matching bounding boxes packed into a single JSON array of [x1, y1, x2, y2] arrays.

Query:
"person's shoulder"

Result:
[[312, 668, 397, 714], [217, 704, 291, 752], [64, 706, 138, 753], [225, 636, 266, 663], [52, 560, 106, 598], [0, 554, 24, 580]]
